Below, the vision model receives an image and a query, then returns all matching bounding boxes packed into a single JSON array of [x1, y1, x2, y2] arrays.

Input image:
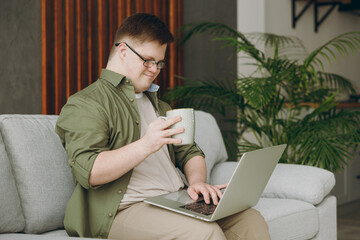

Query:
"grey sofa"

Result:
[[0, 111, 336, 240]]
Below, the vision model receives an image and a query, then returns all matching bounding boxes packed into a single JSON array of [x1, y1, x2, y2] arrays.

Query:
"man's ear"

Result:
[[117, 43, 127, 59]]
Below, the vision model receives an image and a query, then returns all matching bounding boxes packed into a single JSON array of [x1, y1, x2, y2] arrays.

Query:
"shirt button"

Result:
[[126, 79, 129, 83], [71, 161, 75, 165], [130, 98, 134, 102], [135, 120, 139, 125], [118, 189, 122, 194], [108, 212, 113, 217]]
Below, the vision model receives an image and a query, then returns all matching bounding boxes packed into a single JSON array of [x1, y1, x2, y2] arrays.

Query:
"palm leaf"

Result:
[[304, 31, 360, 70], [237, 76, 278, 109], [290, 120, 353, 171], [301, 93, 338, 123], [245, 32, 307, 59], [317, 72, 356, 94], [214, 36, 266, 65], [288, 102, 360, 171]]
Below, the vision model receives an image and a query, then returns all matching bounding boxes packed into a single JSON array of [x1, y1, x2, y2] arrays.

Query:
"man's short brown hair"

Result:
[[108, 13, 174, 60]]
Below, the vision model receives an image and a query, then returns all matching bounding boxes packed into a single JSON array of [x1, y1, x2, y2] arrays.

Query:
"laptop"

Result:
[[144, 144, 286, 222]]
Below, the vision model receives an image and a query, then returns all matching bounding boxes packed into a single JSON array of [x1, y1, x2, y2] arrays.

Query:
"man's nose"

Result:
[[148, 64, 159, 73]]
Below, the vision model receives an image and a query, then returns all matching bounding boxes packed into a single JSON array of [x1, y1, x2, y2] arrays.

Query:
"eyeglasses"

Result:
[[115, 42, 166, 70]]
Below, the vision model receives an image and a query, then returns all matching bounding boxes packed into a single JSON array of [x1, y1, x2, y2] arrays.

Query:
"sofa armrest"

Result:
[[210, 162, 335, 205]]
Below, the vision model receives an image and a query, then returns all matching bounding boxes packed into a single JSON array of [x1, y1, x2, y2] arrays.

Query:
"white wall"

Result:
[[237, 0, 265, 33], [237, 0, 266, 77], [237, 0, 360, 98]]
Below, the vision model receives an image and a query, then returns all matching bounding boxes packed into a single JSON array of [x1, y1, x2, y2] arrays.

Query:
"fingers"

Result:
[[212, 187, 224, 205], [208, 186, 223, 205], [156, 116, 184, 135], [210, 183, 228, 204], [143, 115, 184, 153], [156, 116, 184, 143], [215, 183, 228, 190], [187, 187, 199, 201], [200, 184, 226, 205], [187, 183, 227, 205], [162, 127, 184, 138], [158, 115, 182, 129], [166, 137, 182, 145]]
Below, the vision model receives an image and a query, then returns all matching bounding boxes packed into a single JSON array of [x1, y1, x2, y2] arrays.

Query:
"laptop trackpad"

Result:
[[164, 190, 196, 205]]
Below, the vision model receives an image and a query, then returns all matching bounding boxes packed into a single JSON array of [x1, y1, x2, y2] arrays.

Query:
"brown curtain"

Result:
[[41, 0, 183, 114]]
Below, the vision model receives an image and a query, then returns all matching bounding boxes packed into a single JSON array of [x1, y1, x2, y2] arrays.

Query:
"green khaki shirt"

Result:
[[55, 69, 204, 238]]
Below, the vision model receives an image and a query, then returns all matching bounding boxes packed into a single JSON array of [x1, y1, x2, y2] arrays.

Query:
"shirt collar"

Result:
[[146, 83, 160, 92], [100, 69, 126, 87], [100, 69, 160, 93]]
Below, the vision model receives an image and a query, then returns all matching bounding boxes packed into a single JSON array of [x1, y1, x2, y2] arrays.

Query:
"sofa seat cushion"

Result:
[[254, 198, 319, 240], [40, 229, 68, 236], [0, 115, 75, 234]]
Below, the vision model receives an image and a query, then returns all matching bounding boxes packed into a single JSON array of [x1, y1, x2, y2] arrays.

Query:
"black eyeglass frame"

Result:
[[115, 42, 166, 70]]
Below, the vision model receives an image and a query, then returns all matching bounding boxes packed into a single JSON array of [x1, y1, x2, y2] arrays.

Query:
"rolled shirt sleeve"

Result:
[[173, 142, 205, 172], [56, 96, 110, 189]]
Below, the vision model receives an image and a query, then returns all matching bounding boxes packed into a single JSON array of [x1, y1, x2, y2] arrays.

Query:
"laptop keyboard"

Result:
[[180, 200, 217, 215]]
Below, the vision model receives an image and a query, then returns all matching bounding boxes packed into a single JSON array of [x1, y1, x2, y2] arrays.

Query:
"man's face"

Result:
[[122, 41, 167, 93]]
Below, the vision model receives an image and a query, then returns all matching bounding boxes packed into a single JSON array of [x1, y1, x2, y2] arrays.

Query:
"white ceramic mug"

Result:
[[162, 108, 195, 145]]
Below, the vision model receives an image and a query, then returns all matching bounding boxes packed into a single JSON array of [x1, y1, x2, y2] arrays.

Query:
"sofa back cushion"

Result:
[[0, 115, 74, 234], [0, 131, 25, 233], [262, 163, 335, 205], [194, 111, 228, 183]]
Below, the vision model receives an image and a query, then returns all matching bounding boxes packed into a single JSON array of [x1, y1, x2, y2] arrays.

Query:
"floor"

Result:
[[337, 200, 360, 240]]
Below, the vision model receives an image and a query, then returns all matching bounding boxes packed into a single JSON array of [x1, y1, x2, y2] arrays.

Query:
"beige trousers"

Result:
[[108, 202, 270, 240]]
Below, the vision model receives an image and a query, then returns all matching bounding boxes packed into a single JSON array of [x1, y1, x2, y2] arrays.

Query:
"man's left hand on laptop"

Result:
[[187, 182, 228, 205]]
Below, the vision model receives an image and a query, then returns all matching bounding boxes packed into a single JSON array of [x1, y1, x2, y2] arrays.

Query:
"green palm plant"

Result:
[[165, 22, 360, 172]]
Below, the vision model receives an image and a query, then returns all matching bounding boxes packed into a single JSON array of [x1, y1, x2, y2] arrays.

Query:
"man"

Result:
[[56, 13, 270, 239]]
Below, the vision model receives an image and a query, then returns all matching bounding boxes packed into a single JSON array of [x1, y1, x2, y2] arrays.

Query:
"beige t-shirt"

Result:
[[119, 92, 184, 209]]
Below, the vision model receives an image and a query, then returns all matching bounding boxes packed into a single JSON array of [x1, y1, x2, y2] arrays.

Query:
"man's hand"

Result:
[[141, 116, 184, 154], [187, 182, 228, 205]]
